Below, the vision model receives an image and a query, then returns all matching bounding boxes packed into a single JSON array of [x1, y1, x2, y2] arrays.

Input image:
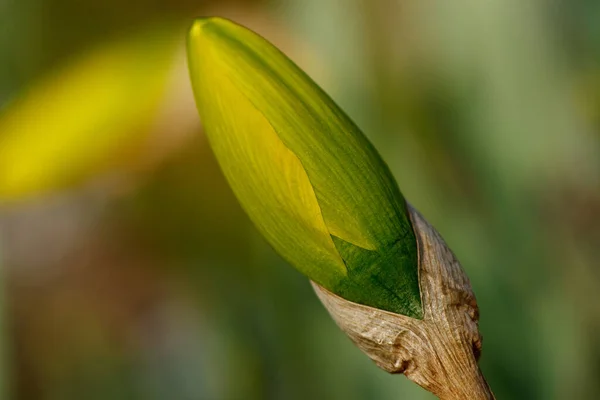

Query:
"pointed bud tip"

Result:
[[188, 17, 232, 42], [189, 17, 212, 37]]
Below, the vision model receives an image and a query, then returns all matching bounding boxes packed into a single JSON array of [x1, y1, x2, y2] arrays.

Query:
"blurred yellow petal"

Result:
[[188, 17, 421, 317], [0, 25, 179, 201]]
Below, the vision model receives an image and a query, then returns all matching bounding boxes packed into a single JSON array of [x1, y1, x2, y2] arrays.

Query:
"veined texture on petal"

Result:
[[188, 17, 422, 318]]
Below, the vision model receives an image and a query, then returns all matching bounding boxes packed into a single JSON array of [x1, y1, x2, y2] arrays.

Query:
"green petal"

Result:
[[188, 17, 422, 318]]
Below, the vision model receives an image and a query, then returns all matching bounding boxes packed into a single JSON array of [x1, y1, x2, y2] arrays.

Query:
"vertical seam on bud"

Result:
[[218, 72, 350, 277]]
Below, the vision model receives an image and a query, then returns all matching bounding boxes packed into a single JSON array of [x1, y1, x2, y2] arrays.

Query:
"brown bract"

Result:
[[312, 204, 495, 400]]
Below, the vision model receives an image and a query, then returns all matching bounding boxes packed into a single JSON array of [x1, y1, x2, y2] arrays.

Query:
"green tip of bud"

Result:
[[187, 17, 422, 318]]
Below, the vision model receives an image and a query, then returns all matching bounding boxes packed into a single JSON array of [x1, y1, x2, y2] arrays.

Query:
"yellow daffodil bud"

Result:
[[187, 17, 422, 318]]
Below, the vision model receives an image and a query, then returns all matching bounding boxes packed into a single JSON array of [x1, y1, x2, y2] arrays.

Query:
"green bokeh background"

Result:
[[1, 0, 600, 399]]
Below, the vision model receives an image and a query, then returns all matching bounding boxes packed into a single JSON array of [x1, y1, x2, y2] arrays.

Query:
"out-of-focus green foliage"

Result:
[[0, 251, 7, 400], [1, 0, 600, 399], [187, 17, 420, 317], [0, 24, 179, 202]]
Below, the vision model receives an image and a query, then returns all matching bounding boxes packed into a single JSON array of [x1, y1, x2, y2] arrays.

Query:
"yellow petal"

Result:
[[0, 25, 178, 202]]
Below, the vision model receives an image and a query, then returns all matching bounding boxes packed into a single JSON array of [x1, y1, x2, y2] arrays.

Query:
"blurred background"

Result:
[[1, 0, 599, 399]]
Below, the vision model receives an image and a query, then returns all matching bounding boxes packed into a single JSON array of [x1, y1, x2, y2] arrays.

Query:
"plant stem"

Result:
[[313, 204, 495, 400]]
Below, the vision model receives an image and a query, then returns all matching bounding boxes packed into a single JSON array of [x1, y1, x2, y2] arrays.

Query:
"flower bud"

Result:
[[187, 17, 421, 318]]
